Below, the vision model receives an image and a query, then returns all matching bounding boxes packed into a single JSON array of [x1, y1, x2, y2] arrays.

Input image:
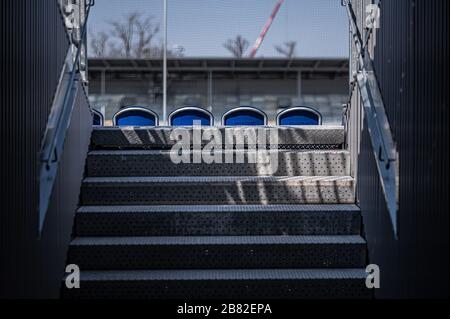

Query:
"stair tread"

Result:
[[94, 126, 345, 130], [83, 175, 354, 184], [77, 204, 360, 214], [75, 204, 361, 237], [70, 235, 366, 246], [81, 176, 355, 205], [88, 150, 350, 156], [91, 126, 346, 149], [68, 268, 368, 281], [86, 150, 351, 177]]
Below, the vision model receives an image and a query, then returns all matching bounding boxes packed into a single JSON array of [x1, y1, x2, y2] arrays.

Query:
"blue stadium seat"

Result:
[[113, 106, 159, 127], [92, 109, 104, 126], [277, 106, 322, 126], [169, 107, 214, 126], [222, 106, 268, 126]]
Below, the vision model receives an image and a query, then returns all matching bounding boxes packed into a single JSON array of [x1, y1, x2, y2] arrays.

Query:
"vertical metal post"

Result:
[[297, 70, 302, 102], [207, 71, 213, 112], [101, 70, 106, 96], [80, 0, 87, 85], [162, 0, 168, 125]]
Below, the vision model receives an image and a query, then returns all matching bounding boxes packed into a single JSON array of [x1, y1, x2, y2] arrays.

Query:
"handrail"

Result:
[[38, 0, 95, 235], [342, 0, 399, 237]]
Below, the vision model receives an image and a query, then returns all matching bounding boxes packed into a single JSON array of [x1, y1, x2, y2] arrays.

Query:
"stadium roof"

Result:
[[89, 58, 349, 73]]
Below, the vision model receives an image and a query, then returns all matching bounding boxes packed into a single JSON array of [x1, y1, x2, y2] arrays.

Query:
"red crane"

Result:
[[249, 0, 285, 58]]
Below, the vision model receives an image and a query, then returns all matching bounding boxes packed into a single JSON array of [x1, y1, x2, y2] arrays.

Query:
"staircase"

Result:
[[62, 126, 371, 299]]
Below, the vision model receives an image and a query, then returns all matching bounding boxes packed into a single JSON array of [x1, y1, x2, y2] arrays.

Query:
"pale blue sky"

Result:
[[89, 0, 349, 58]]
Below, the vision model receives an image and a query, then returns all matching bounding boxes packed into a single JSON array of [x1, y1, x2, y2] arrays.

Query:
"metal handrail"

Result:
[[342, 0, 399, 237], [342, 0, 378, 115], [38, 0, 95, 235]]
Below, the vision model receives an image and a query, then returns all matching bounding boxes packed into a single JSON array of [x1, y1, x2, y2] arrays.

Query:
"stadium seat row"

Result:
[[92, 106, 323, 127]]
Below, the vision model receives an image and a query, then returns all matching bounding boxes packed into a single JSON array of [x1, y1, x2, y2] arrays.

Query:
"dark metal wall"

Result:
[[0, 0, 92, 298], [357, 0, 449, 298]]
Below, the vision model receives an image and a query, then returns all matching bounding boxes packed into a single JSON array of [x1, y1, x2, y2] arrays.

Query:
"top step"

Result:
[[91, 126, 345, 150]]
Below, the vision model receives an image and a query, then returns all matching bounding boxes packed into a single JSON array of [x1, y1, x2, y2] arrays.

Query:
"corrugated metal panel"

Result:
[[356, 0, 449, 298], [0, 1, 92, 297]]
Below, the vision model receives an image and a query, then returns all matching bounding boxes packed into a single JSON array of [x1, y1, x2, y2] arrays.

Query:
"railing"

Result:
[[38, 0, 95, 235], [342, 0, 399, 237]]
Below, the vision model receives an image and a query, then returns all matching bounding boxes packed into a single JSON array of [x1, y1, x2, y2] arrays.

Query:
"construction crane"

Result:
[[249, 0, 285, 58]]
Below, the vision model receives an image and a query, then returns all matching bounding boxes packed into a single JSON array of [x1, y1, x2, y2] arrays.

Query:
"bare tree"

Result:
[[89, 12, 185, 58], [108, 42, 124, 58], [275, 41, 297, 59], [90, 31, 109, 57], [134, 16, 160, 58], [109, 12, 139, 57], [146, 43, 185, 58], [224, 35, 249, 58]]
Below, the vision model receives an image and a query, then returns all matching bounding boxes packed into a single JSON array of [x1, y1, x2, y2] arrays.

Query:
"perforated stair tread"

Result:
[[62, 268, 371, 299], [91, 126, 345, 149], [70, 235, 366, 246], [81, 175, 355, 205], [83, 175, 354, 184], [75, 204, 362, 237], [88, 150, 350, 156], [86, 150, 351, 177], [66, 268, 368, 281], [77, 204, 361, 214]]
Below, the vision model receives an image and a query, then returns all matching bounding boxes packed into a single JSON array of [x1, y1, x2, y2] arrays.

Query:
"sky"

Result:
[[89, 0, 349, 58]]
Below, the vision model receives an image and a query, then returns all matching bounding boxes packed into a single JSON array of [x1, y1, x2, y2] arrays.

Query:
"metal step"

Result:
[[62, 268, 371, 299], [81, 176, 355, 206], [68, 235, 366, 270], [91, 126, 345, 150], [75, 204, 361, 236], [86, 150, 350, 177]]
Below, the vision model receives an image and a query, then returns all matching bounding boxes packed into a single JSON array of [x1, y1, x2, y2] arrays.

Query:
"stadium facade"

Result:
[[88, 57, 349, 125]]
